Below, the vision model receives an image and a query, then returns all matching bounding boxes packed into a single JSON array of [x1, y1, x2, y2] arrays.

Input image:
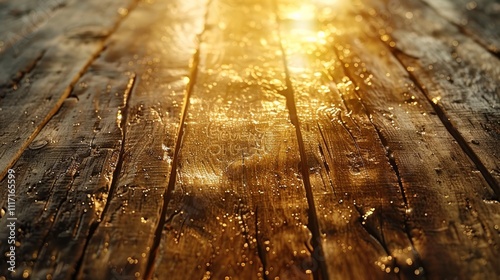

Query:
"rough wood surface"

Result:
[[276, 1, 421, 278], [0, 65, 133, 280], [0, 0, 137, 179], [0, 0, 498, 279], [359, 0, 500, 195], [77, 0, 206, 279], [0, 0, 73, 53], [151, 0, 314, 279], [420, 0, 500, 54], [332, 1, 500, 277]]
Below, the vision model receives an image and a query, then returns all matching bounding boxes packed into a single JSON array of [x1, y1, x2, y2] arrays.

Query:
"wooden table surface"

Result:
[[0, 0, 499, 279]]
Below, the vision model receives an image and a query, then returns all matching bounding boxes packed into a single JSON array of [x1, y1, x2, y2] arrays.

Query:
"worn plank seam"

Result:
[[143, 1, 212, 277], [0, 50, 46, 89], [389, 47, 500, 199], [255, 206, 270, 280], [333, 47, 427, 277], [273, 1, 330, 279], [72, 74, 137, 279]]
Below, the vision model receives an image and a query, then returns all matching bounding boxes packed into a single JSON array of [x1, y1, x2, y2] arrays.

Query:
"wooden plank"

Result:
[[150, 0, 315, 279], [0, 1, 138, 279], [361, 0, 500, 196], [76, 0, 207, 279], [276, 1, 424, 278], [324, 1, 500, 277], [0, 0, 73, 53], [0, 67, 133, 279], [420, 0, 500, 55], [0, 0, 137, 179]]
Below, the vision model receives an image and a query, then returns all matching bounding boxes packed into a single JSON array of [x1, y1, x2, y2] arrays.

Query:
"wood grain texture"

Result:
[[360, 0, 500, 194], [76, 0, 207, 279], [276, 1, 423, 278], [0, 0, 137, 179], [328, 1, 500, 277], [0, 0, 498, 279], [0, 0, 73, 53], [151, 0, 314, 279], [0, 67, 133, 280], [420, 0, 500, 54]]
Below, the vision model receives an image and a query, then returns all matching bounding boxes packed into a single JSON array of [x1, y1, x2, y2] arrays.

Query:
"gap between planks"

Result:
[[272, 0, 329, 279], [72, 74, 137, 279], [143, 0, 212, 277]]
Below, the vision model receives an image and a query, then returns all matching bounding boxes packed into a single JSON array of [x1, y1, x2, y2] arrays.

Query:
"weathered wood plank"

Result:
[[0, 0, 73, 53], [0, 1, 138, 279], [0, 0, 137, 179], [150, 0, 315, 279], [420, 0, 500, 55], [0, 68, 133, 279], [276, 1, 424, 278], [326, 1, 500, 277], [76, 0, 207, 279], [361, 0, 500, 196]]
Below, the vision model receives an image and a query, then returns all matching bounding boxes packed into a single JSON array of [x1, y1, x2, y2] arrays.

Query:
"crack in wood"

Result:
[[33, 158, 81, 272], [254, 206, 269, 280], [353, 205, 399, 275], [1, 49, 46, 89], [333, 46, 428, 279], [273, 2, 329, 279], [73, 74, 137, 279], [370, 123, 428, 278], [0, 0, 141, 181], [316, 139, 335, 194], [336, 103, 366, 174], [36, 171, 63, 221], [370, 125, 408, 211], [143, 1, 212, 278]]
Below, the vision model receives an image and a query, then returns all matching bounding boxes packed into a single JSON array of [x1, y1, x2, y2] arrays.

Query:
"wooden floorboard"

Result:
[[0, 0, 138, 180], [0, 0, 498, 279]]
